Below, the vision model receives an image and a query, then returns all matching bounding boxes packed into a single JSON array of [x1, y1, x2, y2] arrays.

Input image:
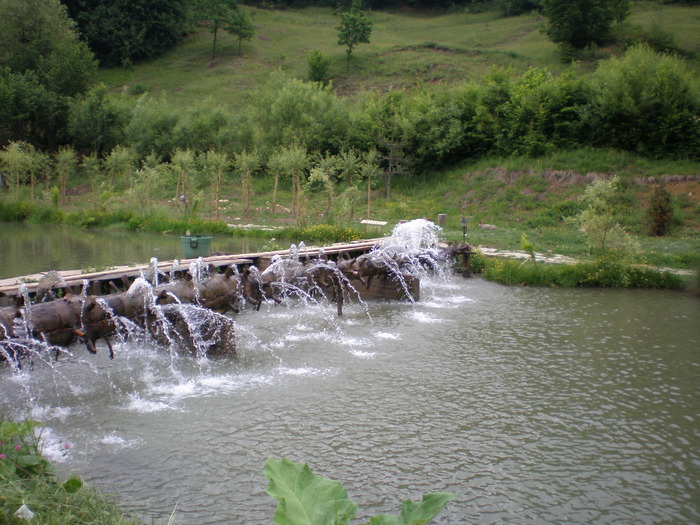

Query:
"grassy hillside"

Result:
[[98, 2, 700, 108]]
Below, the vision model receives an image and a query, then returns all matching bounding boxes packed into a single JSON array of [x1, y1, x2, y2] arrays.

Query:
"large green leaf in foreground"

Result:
[[264, 457, 359, 525], [366, 492, 457, 525]]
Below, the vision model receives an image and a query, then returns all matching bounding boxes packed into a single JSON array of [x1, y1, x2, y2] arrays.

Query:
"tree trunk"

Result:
[[272, 170, 279, 209], [0, 268, 241, 362], [367, 176, 371, 219]]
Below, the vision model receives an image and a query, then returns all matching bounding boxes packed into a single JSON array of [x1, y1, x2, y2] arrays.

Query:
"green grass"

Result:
[[1, 418, 139, 525], [98, 2, 700, 109], [478, 255, 688, 290]]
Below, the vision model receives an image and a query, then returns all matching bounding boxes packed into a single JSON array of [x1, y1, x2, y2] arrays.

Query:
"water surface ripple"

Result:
[[1, 277, 698, 524]]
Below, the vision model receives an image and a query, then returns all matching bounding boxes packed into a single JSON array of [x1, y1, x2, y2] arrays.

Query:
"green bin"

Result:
[[181, 235, 212, 258]]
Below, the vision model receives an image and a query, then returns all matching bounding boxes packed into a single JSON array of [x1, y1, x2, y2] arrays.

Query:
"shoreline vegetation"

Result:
[[1, 194, 697, 293]]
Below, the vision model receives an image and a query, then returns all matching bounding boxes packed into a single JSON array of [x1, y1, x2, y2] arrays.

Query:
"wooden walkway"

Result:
[[0, 238, 385, 303]]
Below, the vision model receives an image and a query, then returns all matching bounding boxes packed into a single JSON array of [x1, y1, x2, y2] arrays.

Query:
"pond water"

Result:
[[0, 222, 269, 279], [1, 267, 698, 523]]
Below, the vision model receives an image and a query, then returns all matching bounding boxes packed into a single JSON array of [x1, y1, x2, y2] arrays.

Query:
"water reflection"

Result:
[[0, 222, 268, 278]]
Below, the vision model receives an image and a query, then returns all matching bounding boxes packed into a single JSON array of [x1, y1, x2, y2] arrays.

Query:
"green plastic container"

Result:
[[181, 235, 212, 258]]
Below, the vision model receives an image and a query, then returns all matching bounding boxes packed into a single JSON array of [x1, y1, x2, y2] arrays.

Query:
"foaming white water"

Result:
[[145, 373, 275, 401], [423, 295, 475, 309], [38, 427, 73, 463], [408, 311, 444, 324], [349, 349, 376, 358], [384, 218, 442, 252], [99, 432, 141, 449], [31, 405, 72, 422], [278, 366, 336, 378], [374, 331, 400, 340], [126, 395, 175, 413]]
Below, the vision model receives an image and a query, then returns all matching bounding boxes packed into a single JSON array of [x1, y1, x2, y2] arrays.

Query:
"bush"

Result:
[[279, 224, 364, 243], [482, 256, 685, 289], [306, 49, 331, 85], [0, 201, 37, 221], [587, 45, 700, 158], [646, 184, 673, 236]]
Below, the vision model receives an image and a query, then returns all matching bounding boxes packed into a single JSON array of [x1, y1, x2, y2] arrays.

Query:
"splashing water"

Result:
[[383, 218, 442, 253]]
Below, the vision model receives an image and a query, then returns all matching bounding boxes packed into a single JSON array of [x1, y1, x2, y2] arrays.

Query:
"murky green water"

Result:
[[0, 222, 269, 278], [1, 273, 698, 524]]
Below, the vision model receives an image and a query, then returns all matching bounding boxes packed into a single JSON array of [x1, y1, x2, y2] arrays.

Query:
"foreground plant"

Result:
[[264, 457, 455, 525], [1, 418, 134, 524]]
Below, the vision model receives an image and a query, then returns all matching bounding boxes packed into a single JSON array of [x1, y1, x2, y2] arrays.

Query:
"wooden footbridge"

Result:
[[0, 238, 386, 306]]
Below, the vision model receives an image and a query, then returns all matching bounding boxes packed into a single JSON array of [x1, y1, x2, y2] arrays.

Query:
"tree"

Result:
[[68, 84, 130, 156], [54, 145, 77, 204], [336, 149, 360, 220], [104, 145, 136, 190], [336, 0, 373, 69], [306, 49, 331, 85], [0, 141, 34, 199], [0, 0, 97, 149], [587, 45, 700, 159], [246, 72, 350, 156], [571, 176, 638, 258], [192, 0, 254, 58], [202, 150, 229, 220], [81, 152, 102, 207], [267, 150, 285, 210], [226, 7, 255, 56], [234, 150, 259, 218], [359, 148, 381, 219], [63, 0, 189, 67], [307, 153, 338, 219], [125, 94, 180, 159], [173, 100, 233, 153], [279, 145, 309, 223], [542, 0, 619, 49], [353, 90, 412, 199], [171, 148, 196, 203]]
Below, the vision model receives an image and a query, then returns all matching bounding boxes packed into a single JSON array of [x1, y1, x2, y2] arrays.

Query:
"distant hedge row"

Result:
[[61, 45, 700, 171]]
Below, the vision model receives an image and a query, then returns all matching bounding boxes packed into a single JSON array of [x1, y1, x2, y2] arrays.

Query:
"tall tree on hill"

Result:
[[192, 0, 255, 58], [62, 0, 189, 67], [227, 7, 255, 56], [542, 0, 624, 49], [0, 0, 96, 149], [336, 0, 373, 69]]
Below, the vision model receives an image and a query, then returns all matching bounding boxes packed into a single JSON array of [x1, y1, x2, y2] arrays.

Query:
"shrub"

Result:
[[280, 224, 364, 243], [0, 201, 37, 221], [481, 256, 685, 289], [306, 49, 331, 85], [587, 45, 700, 158], [646, 184, 673, 236]]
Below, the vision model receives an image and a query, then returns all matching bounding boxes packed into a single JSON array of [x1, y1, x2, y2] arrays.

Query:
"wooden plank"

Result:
[[0, 237, 386, 298]]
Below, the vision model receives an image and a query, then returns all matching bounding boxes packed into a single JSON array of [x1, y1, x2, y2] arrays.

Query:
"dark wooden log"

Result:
[[0, 267, 241, 363]]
